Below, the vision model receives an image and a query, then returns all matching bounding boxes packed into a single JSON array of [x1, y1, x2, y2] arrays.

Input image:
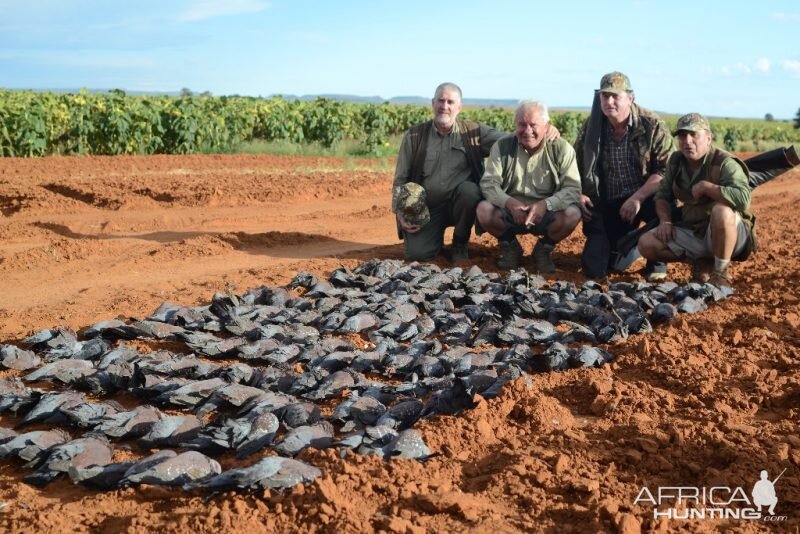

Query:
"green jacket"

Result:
[[575, 102, 673, 202], [656, 145, 754, 239]]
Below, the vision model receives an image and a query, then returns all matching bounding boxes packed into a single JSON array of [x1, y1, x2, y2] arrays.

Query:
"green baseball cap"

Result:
[[597, 71, 632, 94], [396, 183, 430, 227], [672, 112, 711, 136]]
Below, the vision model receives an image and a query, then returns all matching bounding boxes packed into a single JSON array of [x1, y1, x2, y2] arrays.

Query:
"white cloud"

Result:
[[770, 12, 800, 22], [179, 0, 270, 22], [722, 58, 775, 76], [783, 60, 800, 76]]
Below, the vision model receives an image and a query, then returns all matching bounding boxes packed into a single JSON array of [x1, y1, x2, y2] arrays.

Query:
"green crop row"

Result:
[[1, 89, 797, 157]]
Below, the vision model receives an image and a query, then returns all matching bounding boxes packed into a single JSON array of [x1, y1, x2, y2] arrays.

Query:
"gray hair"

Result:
[[515, 100, 549, 123], [433, 82, 463, 101]]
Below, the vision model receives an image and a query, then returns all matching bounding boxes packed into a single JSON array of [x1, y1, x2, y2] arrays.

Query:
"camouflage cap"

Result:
[[396, 183, 430, 227], [597, 71, 632, 94], [672, 112, 711, 136]]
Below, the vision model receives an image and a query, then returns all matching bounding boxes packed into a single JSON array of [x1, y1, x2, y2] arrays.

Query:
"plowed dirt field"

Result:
[[0, 153, 798, 533]]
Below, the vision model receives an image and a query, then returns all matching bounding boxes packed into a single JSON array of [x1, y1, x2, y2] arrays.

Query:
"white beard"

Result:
[[434, 115, 455, 132]]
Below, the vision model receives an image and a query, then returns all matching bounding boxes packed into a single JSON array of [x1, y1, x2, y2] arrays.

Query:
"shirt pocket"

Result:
[[449, 144, 467, 163], [522, 166, 554, 198], [423, 149, 441, 177]]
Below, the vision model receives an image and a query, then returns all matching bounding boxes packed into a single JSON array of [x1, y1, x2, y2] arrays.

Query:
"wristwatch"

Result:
[[544, 199, 553, 211]]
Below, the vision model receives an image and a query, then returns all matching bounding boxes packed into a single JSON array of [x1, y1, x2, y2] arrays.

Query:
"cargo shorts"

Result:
[[660, 213, 750, 260]]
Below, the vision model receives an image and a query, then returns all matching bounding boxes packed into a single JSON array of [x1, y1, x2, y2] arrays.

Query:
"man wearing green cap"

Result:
[[637, 113, 756, 288], [575, 71, 674, 281]]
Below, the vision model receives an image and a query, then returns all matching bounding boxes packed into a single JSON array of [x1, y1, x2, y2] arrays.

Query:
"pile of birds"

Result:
[[0, 259, 733, 492]]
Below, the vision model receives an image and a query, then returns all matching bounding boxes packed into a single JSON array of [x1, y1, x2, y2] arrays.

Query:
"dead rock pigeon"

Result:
[[0, 429, 71, 464], [23, 360, 94, 384], [94, 405, 163, 439], [273, 422, 335, 456], [383, 429, 434, 460], [138, 414, 203, 449], [122, 451, 221, 486], [191, 456, 321, 491], [0, 345, 41, 371], [24, 434, 113, 487]]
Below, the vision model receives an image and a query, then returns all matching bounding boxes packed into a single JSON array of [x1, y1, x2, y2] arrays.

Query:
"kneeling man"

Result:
[[637, 113, 756, 288], [477, 101, 582, 272]]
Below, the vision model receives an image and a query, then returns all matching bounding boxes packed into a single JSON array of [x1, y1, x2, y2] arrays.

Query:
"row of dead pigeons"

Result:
[[0, 260, 733, 491]]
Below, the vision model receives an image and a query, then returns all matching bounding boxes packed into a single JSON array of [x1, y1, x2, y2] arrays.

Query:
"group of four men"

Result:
[[392, 72, 758, 288]]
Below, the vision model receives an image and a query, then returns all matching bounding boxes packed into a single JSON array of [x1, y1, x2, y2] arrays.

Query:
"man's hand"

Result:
[[505, 198, 530, 225], [524, 200, 548, 227], [544, 123, 561, 141], [691, 181, 710, 201], [397, 213, 421, 234], [654, 221, 674, 243], [619, 196, 641, 224], [579, 194, 594, 221]]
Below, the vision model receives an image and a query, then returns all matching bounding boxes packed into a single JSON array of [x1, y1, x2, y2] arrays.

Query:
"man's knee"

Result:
[[405, 239, 440, 261], [637, 232, 660, 259], [403, 227, 443, 261], [547, 206, 581, 240], [454, 180, 481, 203], [711, 203, 735, 224], [475, 200, 495, 226], [581, 210, 606, 237], [560, 205, 582, 229]]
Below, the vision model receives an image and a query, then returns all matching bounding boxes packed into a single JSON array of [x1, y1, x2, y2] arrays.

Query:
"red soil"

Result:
[[0, 153, 798, 533]]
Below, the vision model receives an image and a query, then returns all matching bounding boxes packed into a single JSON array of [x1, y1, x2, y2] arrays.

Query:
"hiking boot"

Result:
[[497, 239, 523, 270], [690, 259, 713, 283], [708, 269, 732, 289], [451, 242, 469, 264], [531, 240, 556, 273], [643, 261, 667, 282]]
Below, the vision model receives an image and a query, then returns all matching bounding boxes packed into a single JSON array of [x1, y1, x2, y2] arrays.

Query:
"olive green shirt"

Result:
[[480, 136, 581, 211], [393, 121, 502, 211], [655, 145, 751, 234]]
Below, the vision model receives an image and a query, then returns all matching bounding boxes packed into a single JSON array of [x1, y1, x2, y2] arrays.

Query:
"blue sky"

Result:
[[1, 0, 798, 118]]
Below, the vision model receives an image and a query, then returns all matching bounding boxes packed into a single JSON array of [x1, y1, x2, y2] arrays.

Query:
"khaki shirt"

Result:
[[480, 136, 581, 212], [393, 121, 502, 210]]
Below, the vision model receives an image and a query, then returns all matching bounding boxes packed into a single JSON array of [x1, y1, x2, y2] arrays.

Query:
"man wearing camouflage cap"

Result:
[[575, 71, 674, 281], [637, 113, 756, 288], [392, 82, 558, 263]]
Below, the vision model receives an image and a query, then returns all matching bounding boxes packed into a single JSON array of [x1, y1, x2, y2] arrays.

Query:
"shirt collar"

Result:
[[680, 146, 714, 177], [433, 120, 460, 137]]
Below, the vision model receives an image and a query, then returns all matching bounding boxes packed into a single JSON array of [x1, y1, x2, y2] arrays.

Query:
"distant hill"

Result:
[[29, 88, 182, 97]]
